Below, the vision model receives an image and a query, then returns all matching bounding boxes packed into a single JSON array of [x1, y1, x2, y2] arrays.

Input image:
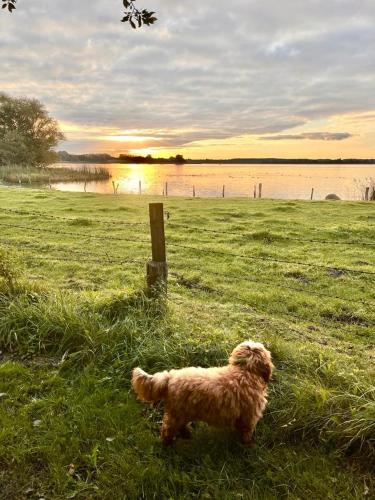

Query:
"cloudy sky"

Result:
[[1, 0, 375, 158]]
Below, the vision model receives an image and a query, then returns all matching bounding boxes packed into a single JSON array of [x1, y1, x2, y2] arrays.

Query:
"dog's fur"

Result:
[[131, 341, 274, 444]]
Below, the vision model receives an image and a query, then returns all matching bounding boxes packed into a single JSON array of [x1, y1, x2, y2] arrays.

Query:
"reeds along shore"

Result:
[[0, 164, 111, 184]]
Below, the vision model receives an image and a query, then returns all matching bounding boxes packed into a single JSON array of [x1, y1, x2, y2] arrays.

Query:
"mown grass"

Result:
[[0, 187, 374, 499], [0, 165, 110, 185]]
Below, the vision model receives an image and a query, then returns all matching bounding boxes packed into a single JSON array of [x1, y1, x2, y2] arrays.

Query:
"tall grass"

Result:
[[0, 164, 110, 184], [0, 190, 374, 498], [0, 250, 373, 467]]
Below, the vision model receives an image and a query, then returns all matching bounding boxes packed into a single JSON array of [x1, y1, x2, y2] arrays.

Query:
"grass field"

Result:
[[0, 186, 374, 499]]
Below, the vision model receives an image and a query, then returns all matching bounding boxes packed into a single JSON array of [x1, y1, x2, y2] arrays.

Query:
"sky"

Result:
[[1, 0, 375, 159]]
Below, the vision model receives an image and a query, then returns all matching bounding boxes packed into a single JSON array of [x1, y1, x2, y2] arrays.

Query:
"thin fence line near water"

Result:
[[166, 293, 370, 355], [1, 200, 374, 330], [0, 222, 151, 245], [23, 255, 145, 267], [0, 207, 148, 226], [166, 223, 375, 248], [168, 275, 375, 329], [167, 240, 375, 276], [169, 268, 375, 308], [0, 239, 147, 265], [3, 234, 373, 307]]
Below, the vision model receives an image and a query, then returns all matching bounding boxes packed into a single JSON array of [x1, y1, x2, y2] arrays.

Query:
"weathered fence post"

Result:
[[365, 187, 369, 201], [139, 180, 142, 195], [310, 188, 314, 201], [146, 203, 168, 296], [258, 183, 262, 199], [222, 185, 225, 198], [253, 184, 257, 198], [193, 185, 196, 198]]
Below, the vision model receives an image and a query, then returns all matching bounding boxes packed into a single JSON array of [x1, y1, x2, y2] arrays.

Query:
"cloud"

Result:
[[1, 0, 375, 154], [260, 132, 354, 141]]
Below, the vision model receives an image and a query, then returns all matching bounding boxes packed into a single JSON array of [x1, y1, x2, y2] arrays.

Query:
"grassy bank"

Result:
[[0, 187, 374, 499], [0, 164, 110, 185]]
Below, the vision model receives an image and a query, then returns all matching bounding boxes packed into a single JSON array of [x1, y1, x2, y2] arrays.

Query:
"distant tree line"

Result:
[[187, 158, 375, 165], [58, 152, 187, 165], [58, 151, 375, 166]]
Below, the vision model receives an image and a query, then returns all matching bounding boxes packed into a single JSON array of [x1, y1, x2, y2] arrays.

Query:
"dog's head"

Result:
[[229, 341, 274, 383]]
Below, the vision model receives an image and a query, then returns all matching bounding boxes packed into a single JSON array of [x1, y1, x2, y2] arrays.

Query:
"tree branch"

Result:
[[1, 0, 16, 13], [1, 0, 158, 28]]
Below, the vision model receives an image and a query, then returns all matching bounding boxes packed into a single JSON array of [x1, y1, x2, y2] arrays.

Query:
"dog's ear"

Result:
[[256, 360, 272, 383], [252, 348, 274, 383]]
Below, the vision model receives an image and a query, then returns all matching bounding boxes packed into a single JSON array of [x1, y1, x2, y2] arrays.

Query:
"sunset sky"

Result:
[[1, 0, 375, 159]]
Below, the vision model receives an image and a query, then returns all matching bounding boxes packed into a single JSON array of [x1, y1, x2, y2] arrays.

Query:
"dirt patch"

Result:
[[172, 272, 215, 293], [328, 268, 346, 278], [285, 270, 310, 284]]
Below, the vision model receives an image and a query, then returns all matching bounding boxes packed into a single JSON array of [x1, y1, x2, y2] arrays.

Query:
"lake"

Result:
[[53, 163, 375, 200]]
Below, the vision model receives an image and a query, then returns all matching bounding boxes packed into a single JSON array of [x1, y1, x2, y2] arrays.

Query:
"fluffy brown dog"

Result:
[[132, 341, 274, 444]]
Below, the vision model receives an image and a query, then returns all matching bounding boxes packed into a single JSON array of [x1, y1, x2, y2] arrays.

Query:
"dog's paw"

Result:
[[240, 432, 255, 446]]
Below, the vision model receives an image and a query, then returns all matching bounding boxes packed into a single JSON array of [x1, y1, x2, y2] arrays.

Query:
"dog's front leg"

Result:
[[235, 418, 256, 445], [160, 413, 179, 445]]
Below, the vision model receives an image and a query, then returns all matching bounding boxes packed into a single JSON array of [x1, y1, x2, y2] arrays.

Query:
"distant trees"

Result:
[[2, 0, 157, 29], [174, 154, 185, 164], [118, 154, 186, 164], [0, 93, 65, 167], [58, 151, 115, 163]]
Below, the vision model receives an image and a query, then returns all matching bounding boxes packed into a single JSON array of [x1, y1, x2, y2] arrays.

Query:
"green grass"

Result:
[[0, 187, 374, 499], [0, 164, 110, 185]]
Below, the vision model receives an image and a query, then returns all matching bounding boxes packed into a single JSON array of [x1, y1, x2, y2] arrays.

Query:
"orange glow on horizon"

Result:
[[60, 110, 375, 160]]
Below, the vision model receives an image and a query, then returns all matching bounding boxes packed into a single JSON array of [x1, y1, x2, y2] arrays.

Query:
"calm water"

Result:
[[53, 163, 375, 200]]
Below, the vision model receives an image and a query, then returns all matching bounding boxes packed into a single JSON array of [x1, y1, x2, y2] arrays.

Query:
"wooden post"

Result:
[[193, 185, 196, 198], [139, 180, 142, 195], [365, 187, 369, 201], [310, 188, 314, 201], [165, 182, 168, 197], [222, 185, 225, 198], [253, 185, 257, 198], [258, 183, 262, 199], [147, 203, 168, 295]]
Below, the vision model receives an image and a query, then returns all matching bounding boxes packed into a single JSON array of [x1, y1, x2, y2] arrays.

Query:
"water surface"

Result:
[[53, 163, 375, 200]]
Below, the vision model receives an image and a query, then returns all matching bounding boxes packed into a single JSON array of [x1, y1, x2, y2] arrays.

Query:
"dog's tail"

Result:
[[131, 367, 170, 403]]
